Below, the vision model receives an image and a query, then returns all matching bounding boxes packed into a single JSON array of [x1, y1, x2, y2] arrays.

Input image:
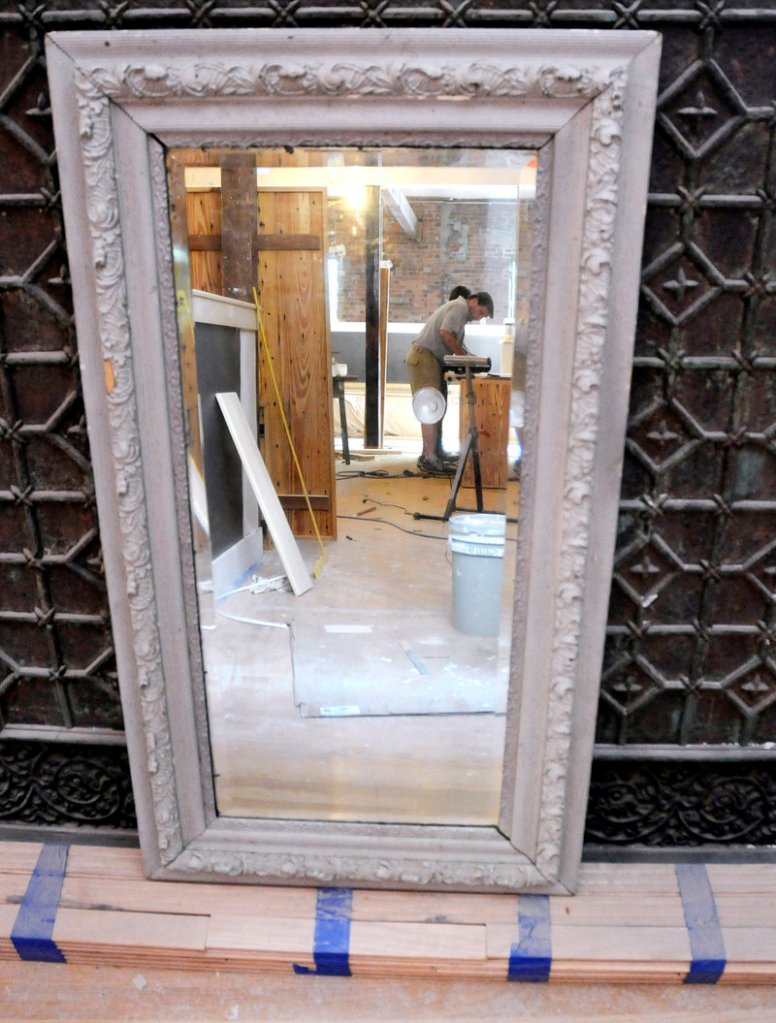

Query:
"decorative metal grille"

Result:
[[0, 2, 774, 848], [586, 759, 776, 848], [0, 738, 134, 829]]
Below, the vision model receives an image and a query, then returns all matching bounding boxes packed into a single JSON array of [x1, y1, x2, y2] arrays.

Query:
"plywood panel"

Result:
[[459, 375, 511, 489], [257, 188, 337, 539], [186, 189, 222, 295]]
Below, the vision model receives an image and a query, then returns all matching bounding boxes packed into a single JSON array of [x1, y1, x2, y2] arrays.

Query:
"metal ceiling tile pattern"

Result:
[[0, 2, 774, 845]]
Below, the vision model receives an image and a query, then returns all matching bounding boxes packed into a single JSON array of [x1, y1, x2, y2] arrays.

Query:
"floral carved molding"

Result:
[[84, 58, 618, 102]]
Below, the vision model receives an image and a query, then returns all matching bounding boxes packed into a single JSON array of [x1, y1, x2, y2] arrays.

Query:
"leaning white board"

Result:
[[215, 391, 313, 597]]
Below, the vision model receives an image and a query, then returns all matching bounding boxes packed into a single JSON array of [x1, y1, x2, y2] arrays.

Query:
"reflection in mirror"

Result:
[[168, 146, 536, 826]]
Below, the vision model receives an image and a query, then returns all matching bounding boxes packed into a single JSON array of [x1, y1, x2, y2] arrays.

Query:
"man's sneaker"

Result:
[[417, 453, 453, 475]]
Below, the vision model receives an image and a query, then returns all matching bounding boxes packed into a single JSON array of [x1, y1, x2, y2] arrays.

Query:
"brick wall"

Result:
[[328, 198, 533, 326]]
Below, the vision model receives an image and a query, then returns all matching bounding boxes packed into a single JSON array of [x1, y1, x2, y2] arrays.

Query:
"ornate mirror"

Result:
[[46, 28, 661, 892]]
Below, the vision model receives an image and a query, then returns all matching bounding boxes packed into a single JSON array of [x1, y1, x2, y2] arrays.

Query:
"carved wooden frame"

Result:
[[45, 28, 661, 892]]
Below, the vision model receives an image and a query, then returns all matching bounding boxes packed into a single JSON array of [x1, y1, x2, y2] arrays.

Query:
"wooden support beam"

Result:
[[382, 187, 420, 240], [220, 152, 259, 303]]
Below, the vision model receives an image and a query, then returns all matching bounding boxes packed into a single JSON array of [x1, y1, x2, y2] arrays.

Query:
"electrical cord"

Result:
[[335, 468, 431, 480], [336, 514, 448, 541]]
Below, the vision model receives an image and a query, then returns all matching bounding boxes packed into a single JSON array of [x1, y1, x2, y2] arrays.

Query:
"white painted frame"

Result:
[[45, 28, 661, 893]]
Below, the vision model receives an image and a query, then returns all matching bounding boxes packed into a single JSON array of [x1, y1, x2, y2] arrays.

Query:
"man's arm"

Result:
[[439, 328, 468, 356]]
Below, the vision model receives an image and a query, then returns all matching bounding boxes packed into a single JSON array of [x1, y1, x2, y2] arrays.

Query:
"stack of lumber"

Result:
[[2, 842, 776, 983]]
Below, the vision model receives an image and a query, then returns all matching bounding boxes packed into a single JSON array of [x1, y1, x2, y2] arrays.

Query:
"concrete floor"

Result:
[[202, 442, 520, 826], [3, 961, 775, 1022]]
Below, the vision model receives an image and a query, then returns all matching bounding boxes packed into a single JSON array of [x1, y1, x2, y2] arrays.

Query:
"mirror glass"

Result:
[[168, 145, 536, 827]]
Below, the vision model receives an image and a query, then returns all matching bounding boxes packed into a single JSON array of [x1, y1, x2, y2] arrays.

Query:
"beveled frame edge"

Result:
[[44, 28, 661, 893]]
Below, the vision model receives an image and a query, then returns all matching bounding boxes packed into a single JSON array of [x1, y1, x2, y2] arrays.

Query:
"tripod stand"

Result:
[[413, 361, 485, 523]]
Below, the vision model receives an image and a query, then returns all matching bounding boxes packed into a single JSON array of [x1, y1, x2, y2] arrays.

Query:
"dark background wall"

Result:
[[1, 2, 775, 852]]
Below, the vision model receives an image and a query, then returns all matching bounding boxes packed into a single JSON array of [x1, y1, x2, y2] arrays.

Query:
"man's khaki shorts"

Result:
[[405, 344, 443, 394]]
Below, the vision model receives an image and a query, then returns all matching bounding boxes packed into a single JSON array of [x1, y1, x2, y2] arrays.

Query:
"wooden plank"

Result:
[[0, 843, 44, 875], [715, 894, 776, 929], [552, 924, 691, 964], [724, 927, 776, 963], [278, 494, 331, 510], [60, 875, 317, 920], [353, 889, 519, 925], [257, 233, 321, 250], [216, 391, 312, 596], [53, 907, 209, 952], [707, 863, 776, 894], [257, 188, 337, 539], [577, 862, 681, 894], [206, 913, 314, 958], [487, 922, 692, 967], [349, 920, 486, 964], [547, 894, 687, 928], [188, 232, 221, 251], [65, 846, 146, 881]]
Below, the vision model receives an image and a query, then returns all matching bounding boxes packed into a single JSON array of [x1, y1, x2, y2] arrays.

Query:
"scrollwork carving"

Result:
[[74, 70, 183, 861], [85, 58, 614, 104], [173, 845, 544, 891], [534, 78, 625, 878]]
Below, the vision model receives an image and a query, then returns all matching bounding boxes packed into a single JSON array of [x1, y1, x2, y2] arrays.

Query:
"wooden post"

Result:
[[220, 152, 258, 302], [379, 260, 392, 446]]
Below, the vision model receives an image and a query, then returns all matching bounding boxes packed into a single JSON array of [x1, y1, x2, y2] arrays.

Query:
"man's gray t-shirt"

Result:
[[411, 297, 469, 361]]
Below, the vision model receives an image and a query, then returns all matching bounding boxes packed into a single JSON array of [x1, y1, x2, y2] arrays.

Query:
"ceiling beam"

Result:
[[381, 187, 420, 241]]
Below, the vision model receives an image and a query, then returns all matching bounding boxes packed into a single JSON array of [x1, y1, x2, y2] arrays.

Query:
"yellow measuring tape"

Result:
[[252, 288, 328, 579]]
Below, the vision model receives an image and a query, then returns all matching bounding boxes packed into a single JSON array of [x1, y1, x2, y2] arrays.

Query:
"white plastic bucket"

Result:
[[447, 513, 506, 637]]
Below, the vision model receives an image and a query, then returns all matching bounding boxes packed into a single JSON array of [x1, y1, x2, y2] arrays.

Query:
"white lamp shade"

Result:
[[412, 387, 446, 424]]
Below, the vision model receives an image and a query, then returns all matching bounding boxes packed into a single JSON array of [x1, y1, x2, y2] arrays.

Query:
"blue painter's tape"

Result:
[[508, 893, 551, 982], [11, 844, 69, 963], [676, 863, 726, 984], [294, 887, 352, 976]]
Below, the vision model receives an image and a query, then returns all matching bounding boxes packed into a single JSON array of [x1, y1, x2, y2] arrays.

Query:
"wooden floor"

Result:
[[203, 443, 519, 826], [3, 841, 776, 1021]]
